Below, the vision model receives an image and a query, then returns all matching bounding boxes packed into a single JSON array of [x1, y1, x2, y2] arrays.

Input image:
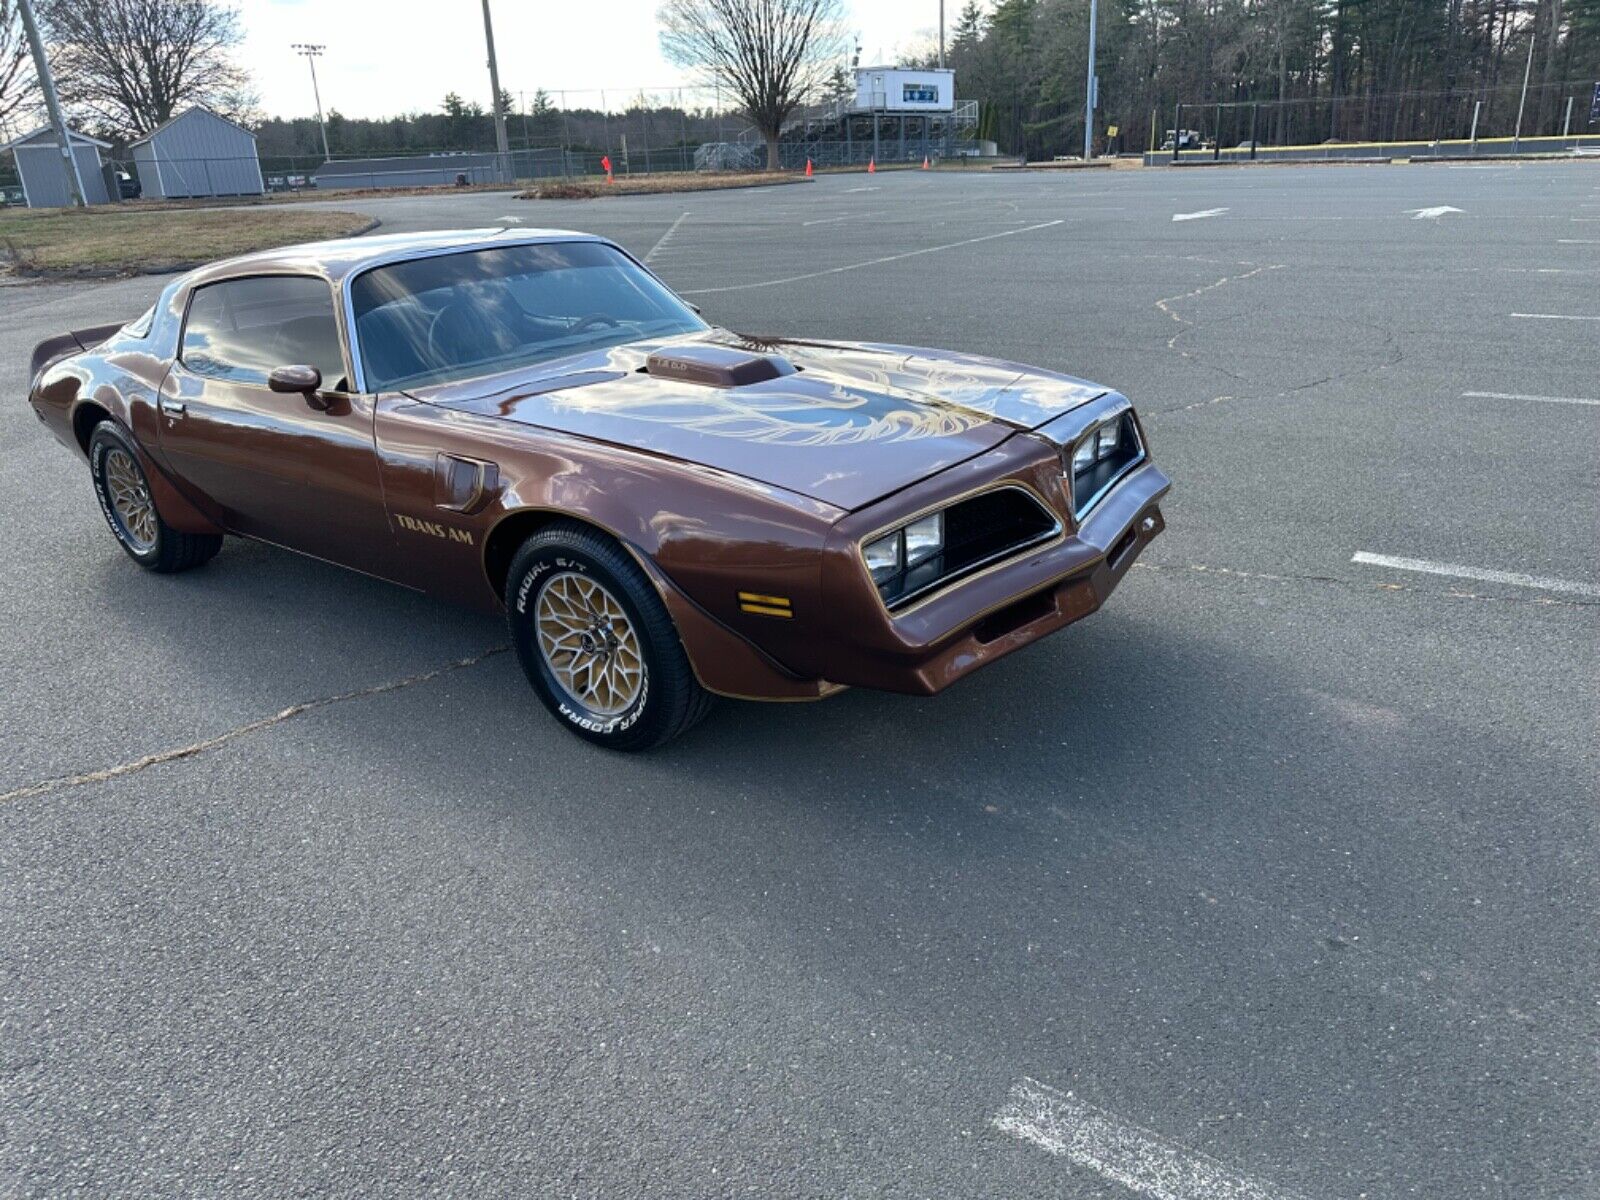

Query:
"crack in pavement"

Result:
[[0, 646, 511, 806], [1133, 560, 1597, 609], [1153, 262, 1285, 357], [1148, 313, 1405, 417]]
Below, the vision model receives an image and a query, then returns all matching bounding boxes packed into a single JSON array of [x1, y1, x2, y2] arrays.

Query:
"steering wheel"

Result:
[[427, 301, 479, 365], [568, 312, 623, 334]]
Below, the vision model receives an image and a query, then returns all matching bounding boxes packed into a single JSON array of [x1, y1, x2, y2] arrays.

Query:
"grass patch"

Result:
[[0, 207, 376, 276], [519, 171, 808, 199]]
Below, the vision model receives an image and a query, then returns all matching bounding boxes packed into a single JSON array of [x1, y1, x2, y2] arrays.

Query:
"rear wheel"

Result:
[[505, 522, 713, 750], [88, 422, 221, 573]]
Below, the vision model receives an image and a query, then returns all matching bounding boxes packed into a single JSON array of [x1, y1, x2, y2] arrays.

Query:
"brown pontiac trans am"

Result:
[[28, 229, 1170, 749]]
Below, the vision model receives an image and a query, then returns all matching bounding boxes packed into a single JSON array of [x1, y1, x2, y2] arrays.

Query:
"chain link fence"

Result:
[[1144, 80, 1600, 164]]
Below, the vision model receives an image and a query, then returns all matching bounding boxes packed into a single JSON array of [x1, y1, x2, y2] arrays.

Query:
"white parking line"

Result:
[[1351, 553, 1600, 598], [1462, 390, 1600, 407], [802, 210, 884, 226], [681, 219, 1064, 295], [643, 211, 690, 265], [1558, 239, 1600, 244], [1173, 208, 1229, 222], [1510, 312, 1600, 321], [991, 1078, 1309, 1200]]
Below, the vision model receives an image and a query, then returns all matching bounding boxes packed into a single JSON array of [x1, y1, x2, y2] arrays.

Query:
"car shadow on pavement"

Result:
[[15, 533, 1594, 1195]]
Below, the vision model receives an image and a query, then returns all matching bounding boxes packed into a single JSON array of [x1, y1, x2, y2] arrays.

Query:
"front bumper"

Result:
[[818, 457, 1169, 695]]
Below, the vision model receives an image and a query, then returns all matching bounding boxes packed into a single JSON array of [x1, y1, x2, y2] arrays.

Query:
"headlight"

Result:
[[902, 512, 944, 567], [1069, 409, 1143, 519], [861, 488, 1061, 609], [863, 531, 903, 584]]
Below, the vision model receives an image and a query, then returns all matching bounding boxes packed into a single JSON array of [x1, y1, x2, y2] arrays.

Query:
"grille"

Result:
[[879, 487, 1060, 609]]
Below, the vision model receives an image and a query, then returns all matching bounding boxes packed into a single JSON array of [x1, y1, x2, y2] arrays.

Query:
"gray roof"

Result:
[[128, 106, 257, 148], [0, 125, 113, 152]]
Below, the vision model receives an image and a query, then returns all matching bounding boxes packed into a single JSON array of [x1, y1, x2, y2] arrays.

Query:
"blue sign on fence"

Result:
[[1591, 82, 1600, 124]]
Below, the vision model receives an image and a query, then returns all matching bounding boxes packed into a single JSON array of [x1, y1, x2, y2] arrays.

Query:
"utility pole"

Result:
[[1083, 0, 1098, 159], [17, 0, 85, 207], [1512, 9, 1536, 154], [292, 43, 332, 161], [939, 0, 945, 68], [480, 0, 512, 180]]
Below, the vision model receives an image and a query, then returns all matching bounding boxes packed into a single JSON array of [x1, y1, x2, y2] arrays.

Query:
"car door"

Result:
[[157, 273, 401, 581]]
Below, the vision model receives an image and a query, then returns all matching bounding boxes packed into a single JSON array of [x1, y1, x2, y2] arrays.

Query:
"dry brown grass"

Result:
[[518, 171, 809, 199], [0, 207, 376, 276]]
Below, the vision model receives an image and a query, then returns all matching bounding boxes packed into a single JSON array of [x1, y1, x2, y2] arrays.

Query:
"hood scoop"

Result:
[[646, 344, 797, 388]]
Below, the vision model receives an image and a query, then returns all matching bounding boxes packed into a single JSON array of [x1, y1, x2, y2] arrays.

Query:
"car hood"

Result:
[[408, 332, 1108, 511]]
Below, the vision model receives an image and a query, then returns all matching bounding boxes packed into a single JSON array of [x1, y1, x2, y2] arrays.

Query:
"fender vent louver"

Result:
[[646, 345, 796, 388]]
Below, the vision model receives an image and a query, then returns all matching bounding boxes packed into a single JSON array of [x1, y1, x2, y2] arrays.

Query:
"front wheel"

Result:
[[88, 422, 221, 573], [505, 523, 713, 750]]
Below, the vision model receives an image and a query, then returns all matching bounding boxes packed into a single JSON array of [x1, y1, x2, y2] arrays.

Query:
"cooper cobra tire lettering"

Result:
[[503, 521, 712, 751]]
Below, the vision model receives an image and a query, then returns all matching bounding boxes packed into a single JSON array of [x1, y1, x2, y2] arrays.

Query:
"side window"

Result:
[[181, 276, 349, 390]]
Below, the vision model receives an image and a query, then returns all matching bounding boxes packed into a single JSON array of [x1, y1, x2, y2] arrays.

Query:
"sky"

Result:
[[238, 0, 951, 120]]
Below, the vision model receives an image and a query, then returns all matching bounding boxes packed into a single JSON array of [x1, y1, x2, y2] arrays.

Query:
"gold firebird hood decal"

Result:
[[540, 336, 1101, 449], [415, 334, 1109, 510]]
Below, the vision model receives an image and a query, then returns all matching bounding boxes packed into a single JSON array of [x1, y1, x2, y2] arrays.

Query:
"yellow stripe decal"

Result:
[[737, 592, 791, 607], [739, 603, 794, 618]]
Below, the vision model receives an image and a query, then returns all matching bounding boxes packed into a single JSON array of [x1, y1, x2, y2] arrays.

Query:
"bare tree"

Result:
[[0, 0, 37, 136], [659, 0, 846, 169], [39, 0, 254, 138]]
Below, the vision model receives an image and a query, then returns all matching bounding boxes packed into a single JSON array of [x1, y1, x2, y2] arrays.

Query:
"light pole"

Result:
[[938, 0, 945, 68], [480, 0, 512, 181], [1083, 0, 1098, 159], [292, 43, 332, 161], [17, 0, 85, 206], [1511, 10, 1536, 154]]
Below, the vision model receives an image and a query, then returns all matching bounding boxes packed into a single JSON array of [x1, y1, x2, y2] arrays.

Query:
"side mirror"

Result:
[[267, 364, 326, 409]]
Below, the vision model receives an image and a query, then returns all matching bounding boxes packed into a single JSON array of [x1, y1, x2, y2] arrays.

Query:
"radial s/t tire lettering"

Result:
[[505, 522, 713, 750], [88, 421, 222, 573]]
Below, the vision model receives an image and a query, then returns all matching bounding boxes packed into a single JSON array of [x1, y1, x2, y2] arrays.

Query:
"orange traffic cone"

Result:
[[868, 158, 876, 174], [805, 158, 813, 177], [922, 155, 930, 170]]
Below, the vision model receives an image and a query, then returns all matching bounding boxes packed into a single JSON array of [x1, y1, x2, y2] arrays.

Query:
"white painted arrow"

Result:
[[1406, 206, 1464, 220], [1172, 207, 1228, 222]]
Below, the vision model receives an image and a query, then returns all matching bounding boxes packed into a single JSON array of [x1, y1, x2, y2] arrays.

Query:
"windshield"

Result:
[[349, 240, 707, 391]]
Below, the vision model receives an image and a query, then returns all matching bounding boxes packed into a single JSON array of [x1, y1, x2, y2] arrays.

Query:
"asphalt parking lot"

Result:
[[2, 162, 1596, 1198]]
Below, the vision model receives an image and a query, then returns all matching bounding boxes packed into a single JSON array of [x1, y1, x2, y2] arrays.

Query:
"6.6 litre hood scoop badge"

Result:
[[646, 344, 797, 388]]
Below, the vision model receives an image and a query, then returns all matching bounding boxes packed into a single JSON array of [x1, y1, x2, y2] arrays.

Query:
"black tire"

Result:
[[88, 421, 222, 574], [505, 522, 713, 751]]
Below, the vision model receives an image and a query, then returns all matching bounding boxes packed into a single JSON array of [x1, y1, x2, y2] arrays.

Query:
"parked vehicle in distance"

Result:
[[114, 169, 141, 200], [26, 229, 1169, 749], [1, 184, 22, 205]]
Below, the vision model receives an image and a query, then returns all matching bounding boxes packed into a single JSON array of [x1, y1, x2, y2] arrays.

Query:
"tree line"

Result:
[[942, 0, 1600, 157], [252, 91, 740, 163], [3, 0, 1594, 167]]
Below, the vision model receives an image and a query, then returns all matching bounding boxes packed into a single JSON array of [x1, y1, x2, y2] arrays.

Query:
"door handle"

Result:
[[159, 397, 186, 418]]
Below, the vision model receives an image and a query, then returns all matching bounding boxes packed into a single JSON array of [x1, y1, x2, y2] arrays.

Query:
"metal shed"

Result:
[[130, 107, 264, 199], [0, 126, 112, 207]]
